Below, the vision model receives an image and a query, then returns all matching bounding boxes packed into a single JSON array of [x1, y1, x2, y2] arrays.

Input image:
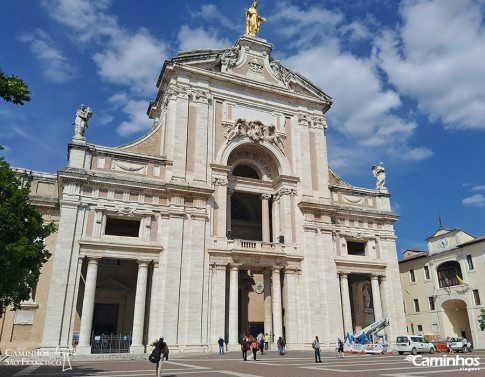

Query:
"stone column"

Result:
[[130, 260, 150, 353], [263, 270, 273, 344], [228, 264, 239, 347], [227, 189, 233, 237], [272, 267, 283, 339], [77, 257, 99, 354], [371, 275, 383, 321], [261, 194, 271, 242], [283, 267, 299, 344], [379, 275, 390, 340], [339, 273, 353, 336]]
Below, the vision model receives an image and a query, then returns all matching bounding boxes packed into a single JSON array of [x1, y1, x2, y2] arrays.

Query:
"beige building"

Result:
[[1, 35, 406, 355], [399, 226, 485, 349]]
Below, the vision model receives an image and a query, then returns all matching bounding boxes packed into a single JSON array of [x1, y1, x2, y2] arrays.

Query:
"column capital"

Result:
[[87, 257, 101, 265], [137, 259, 151, 267], [284, 266, 299, 274], [338, 272, 349, 278], [260, 193, 271, 201], [271, 266, 282, 273], [370, 274, 382, 280], [229, 263, 241, 271]]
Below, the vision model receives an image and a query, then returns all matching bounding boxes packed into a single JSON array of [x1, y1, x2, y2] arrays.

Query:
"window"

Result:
[[105, 217, 140, 237], [409, 269, 416, 283], [466, 255, 474, 270], [432, 323, 439, 333], [417, 325, 423, 333], [473, 289, 481, 305], [424, 265, 430, 280], [428, 296, 435, 311], [413, 299, 420, 312], [437, 261, 463, 288], [102, 258, 121, 266], [347, 241, 366, 256]]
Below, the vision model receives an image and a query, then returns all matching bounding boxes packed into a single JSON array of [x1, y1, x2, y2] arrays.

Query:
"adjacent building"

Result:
[[1, 34, 406, 355], [399, 226, 485, 349]]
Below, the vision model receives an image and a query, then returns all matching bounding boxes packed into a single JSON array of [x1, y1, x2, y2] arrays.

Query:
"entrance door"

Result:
[[92, 303, 119, 335]]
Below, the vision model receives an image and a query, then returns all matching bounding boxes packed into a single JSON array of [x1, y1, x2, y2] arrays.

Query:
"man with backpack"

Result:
[[312, 336, 322, 363]]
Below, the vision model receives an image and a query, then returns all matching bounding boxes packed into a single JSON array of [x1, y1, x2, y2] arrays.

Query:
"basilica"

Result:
[[1, 31, 406, 354]]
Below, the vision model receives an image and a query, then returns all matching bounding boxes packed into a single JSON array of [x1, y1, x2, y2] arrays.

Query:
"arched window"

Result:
[[436, 261, 463, 288], [232, 165, 260, 179]]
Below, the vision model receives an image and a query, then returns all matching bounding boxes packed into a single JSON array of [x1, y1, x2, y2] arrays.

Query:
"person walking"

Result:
[[312, 336, 322, 363], [337, 338, 344, 358], [251, 336, 259, 360], [277, 336, 285, 355], [149, 336, 168, 377], [241, 336, 250, 361], [264, 333, 270, 350], [259, 335, 265, 355], [218, 336, 225, 355]]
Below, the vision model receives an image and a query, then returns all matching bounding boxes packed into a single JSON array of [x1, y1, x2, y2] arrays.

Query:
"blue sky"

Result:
[[1, 0, 484, 257]]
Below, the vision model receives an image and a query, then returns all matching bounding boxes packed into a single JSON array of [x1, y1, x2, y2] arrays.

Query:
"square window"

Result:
[[417, 325, 423, 332]]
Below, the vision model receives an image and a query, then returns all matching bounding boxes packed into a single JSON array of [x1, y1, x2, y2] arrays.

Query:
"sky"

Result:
[[1, 0, 484, 258]]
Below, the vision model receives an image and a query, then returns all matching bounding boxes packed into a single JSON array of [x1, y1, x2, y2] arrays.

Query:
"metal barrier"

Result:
[[91, 333, 132, 353]]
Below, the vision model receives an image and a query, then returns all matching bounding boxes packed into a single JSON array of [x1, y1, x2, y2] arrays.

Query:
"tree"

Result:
[[0, 67, 32, 105], [479, 308, 485, 331], [0, 146, 55, 315]]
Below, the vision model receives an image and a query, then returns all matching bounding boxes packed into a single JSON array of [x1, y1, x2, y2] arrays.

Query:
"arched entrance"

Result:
[[441, 299, 471, 339]]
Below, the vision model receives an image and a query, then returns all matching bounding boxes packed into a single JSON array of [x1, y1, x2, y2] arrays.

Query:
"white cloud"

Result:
[[374, 0, 485, 130], [18, 29, 74, 83], [191, 4, 240, 32], [40, 0, 168, 94], [93, 29, 167, 94], [271, 3, 344, 48], [107, 93, 152, 136], [471, 185, 485, 192], [462, 194, 485, 207], [285, 41, 426, 162], [178, 26, 231, 52]]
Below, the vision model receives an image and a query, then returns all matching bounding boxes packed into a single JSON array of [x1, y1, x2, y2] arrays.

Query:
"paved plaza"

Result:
[[1, 350, 484, 377]]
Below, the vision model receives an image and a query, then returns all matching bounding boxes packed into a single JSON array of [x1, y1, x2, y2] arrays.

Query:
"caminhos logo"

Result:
[[405, 354, 481, 372]]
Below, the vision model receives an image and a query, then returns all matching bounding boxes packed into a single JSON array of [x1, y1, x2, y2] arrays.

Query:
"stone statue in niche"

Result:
[[363, 285, 371, 309]]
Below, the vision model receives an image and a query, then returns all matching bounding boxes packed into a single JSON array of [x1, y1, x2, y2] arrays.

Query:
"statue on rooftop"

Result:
[[372, 162, 386, 190], [73, 104, 93, 138], [246, 2, 266, 37]]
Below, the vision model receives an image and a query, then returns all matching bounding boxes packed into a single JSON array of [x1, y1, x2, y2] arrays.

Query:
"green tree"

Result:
[[0, 146, 54, 315], [0, 67, 32, 105], [479, 308, 485, 331]]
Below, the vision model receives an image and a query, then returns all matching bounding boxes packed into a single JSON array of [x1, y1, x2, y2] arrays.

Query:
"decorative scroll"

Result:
[[223, 118, 285, 152], [112, 160, 147, 174], [221, 48, 239, 68]]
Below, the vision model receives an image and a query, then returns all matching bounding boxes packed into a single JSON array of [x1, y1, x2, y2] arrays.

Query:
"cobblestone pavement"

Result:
[[1, 350, 484, 377]]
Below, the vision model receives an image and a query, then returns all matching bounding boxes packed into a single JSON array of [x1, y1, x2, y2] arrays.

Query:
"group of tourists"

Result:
[[240, 333, 269, 360]]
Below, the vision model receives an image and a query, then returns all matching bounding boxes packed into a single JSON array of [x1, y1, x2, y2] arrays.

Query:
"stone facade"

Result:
[[0, 35, 406, 355], [399, 227, 485, 349]]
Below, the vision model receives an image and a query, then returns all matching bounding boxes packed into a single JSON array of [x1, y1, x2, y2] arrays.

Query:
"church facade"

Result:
[[0, 35, 406, 355]]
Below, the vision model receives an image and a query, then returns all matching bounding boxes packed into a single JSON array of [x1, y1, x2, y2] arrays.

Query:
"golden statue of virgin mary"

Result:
[[245, 2, 266, 37]]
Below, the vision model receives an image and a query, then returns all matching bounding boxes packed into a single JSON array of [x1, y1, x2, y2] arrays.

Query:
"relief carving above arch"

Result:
[[223, 119, 285, 153]]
